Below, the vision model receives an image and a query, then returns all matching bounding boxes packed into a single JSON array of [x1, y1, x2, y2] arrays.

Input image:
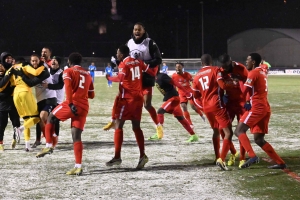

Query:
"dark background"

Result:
[[0, 0, 298, 58]]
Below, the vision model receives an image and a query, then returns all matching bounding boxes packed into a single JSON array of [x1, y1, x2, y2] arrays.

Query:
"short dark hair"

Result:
[[118, 45, 130, 56], [218, 53, 231, 64], [31, 54, 40, 58], [68, 52, 82, 65], [43, 46, 52, 53], [201, 54, 212, 66], [134, 22, 145, 29], [175, 61, 184, 66], [249, 53, 262, 67]]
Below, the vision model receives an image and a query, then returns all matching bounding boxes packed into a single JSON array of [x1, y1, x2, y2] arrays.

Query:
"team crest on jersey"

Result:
[[246, 78, 252, 84]]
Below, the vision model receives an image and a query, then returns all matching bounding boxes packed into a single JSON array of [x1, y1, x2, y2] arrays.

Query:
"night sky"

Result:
[[0, 0, 299, 58]]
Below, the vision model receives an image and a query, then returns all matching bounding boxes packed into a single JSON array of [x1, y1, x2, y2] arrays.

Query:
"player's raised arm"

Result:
[[88, 81, 95, 99]]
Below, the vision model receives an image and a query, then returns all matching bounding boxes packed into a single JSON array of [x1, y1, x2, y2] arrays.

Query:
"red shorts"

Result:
[[205, 108, 231, 129], [161, 96, 183, 117], [192, 97, 203, 111], [142, 86, 153, 96], [240, 110, 270, 134], [179, 94, 189, 103], [115, 97, 143, 121], [52, 102, 88, 130]]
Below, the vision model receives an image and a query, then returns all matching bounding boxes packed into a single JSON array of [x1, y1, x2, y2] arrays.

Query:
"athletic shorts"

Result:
[[240, 110, 270, 134], [205, 108, 231, 129], [115, 96, 143, 121], [52, 101, 88, 130], [161, 96, 183, 117], [142, 86, 153, 96], [37, 99, 56, 114]]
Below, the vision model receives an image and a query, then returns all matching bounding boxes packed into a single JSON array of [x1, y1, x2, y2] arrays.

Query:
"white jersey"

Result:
[[35, 68, 56, 103], [51, 68, 65, 104], [127, 38, 152, 62]]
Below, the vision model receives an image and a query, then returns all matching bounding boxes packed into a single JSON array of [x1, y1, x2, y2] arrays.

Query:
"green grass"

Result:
[[94, 75, 300, 199]]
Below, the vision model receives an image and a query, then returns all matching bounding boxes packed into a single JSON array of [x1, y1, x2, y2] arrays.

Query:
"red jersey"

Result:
[[63, 65, 94, 111], [244, 66, 270, 110], [260, 64, 268, 73], [172, 71, 193, 95], [192, 66, 224, 112], [221, 61, 248, 103], [118, 56, 149, 99]]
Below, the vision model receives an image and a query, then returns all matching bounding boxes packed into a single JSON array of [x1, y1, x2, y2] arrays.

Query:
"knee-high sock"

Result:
[[219, 129, 236, 155], [157, 113, 164, 125], [24, 128, 30, 142], [183, 111, 192, 125], [133, 128, 145, 158], [146, 106, 159, 125], [177, 118, 194, 135], [45, 123, 55, 144], [74, 141, 83, 164], [23, 117, 40, 129], [212, 136, 220, 159], [238, 133, 256, 157], [220, 139, 231, 161], [262, 142, 285, 164], [114, 129, 123, 159], [239, 142, 246, 160]]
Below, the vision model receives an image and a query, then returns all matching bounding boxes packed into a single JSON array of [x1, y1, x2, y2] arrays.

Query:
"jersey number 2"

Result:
[[130, 66, 141, 81], [79, 75, 85, 89]]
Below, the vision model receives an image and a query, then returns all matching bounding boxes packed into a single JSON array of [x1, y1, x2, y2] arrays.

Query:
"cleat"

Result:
[[156, 125, 164, 139], [103, 121, 115, 131], [106, 157, 122, 166], [136, 154, 149, 169], [0, 144, 4, 151], [11, 139, 17, 149], [66, 167, 83, 176], [14, 127, 22, 144], [201, 115, 206, 122], [239, 160, 246, 168], [227, 152, 239, 166], [216, 158, 228, 171], [36, 147, 54, 158], [148, 134, 161, 141], [31, 141, 42, 148], [268, 164, 287, 169], [52, 136, 58, 149], [240, 156, 259, 168], [186, 134, 199, 142]]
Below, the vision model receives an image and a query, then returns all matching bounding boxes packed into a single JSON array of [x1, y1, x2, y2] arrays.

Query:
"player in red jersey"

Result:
[[235, 53, 286, 169], [219, 53, 249, 167], [36, 52, 95, 175], [171, 62, 205, 127], [193, 54, 237, 170], [105, 45, 157, 169], [151, 68, 199, 142]]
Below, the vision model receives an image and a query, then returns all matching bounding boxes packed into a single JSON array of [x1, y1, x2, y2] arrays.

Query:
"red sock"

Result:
[[111, 96, 118, 120], [45, 123, 54, 144], [177, 118, 194, 135], [220, 139, 231, 161], [220, 129, 236, 154], [41, 126, 46, 138], [262, 142, 285, 164], [212, 136, 220, 159], [73, 141, 83, 164], [146, 106, 159, 124], [133, 128, 145, 158], [157, 113, 164, 125], [183, 111, 192, 125], [239, 142, 246, 160], [238, 133, 256, 157], [114, 129, 123, 159]]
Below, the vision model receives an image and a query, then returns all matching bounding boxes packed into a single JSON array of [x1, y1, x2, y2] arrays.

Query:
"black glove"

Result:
[[11, 68, 23, 76], [69, 103, 78, 116], [244, 101, 252, 111]]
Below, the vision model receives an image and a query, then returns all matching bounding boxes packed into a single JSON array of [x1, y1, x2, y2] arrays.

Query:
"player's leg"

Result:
[[204, 111, 220, 162], [33, 101, 45, 148], [190, 98, 205, 122], [143, 87, 161, 129], [0, 111, 9, 151], [103, 95, 118, 131], [66, 127, 83, 175], [8, 104, 21, 147], [132, 119, 148, 169], [180, 97, 193, 126]]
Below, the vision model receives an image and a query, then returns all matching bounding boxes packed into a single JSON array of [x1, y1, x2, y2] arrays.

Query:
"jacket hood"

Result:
[[0, 52, 13, 69]]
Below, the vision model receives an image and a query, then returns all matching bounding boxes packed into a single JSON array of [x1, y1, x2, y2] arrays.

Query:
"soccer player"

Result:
[[41, 47, 52, 67], [161, 62, 168, 74], [88, 62, 97, 83], [150, 67, 199, 142], [103, 22, 163, 139], [218, 53, 249, 167], [193, 54, 236, 170], [36, 52, 94, 176], [105, 45, 155, 169], [234, 53, 286, 169], [171, 62, 205, 128], [105, 63, 113, 87]]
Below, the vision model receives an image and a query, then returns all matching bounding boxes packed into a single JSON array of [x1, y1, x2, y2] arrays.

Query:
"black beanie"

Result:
[[52, 56, 61, 65]]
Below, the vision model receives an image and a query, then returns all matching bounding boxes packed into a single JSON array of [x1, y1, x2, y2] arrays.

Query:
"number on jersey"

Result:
[[79, 75, 85, 89], [130, 66, 141, 81], [199, 76, 209, 90]]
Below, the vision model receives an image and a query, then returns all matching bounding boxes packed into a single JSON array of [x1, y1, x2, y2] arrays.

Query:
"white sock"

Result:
[[53, 133, 57, 137], [19, 126, 25, 132], [46, 143, 53, 148], [75, 164, 82, 168], [25, 141, 30, 149]]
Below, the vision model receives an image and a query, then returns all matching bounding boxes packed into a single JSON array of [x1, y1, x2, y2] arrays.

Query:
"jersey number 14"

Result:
[[130, 66, 141, 81]]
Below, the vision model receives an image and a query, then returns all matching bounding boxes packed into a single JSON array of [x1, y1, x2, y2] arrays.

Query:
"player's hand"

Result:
[[244, 101, 252, 111], [11, 68, 22, 76], [41, 82, 48, 88], [69, 103, 78, 116], [111, 56, 116, 65], [222, 94, 229, 104]]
